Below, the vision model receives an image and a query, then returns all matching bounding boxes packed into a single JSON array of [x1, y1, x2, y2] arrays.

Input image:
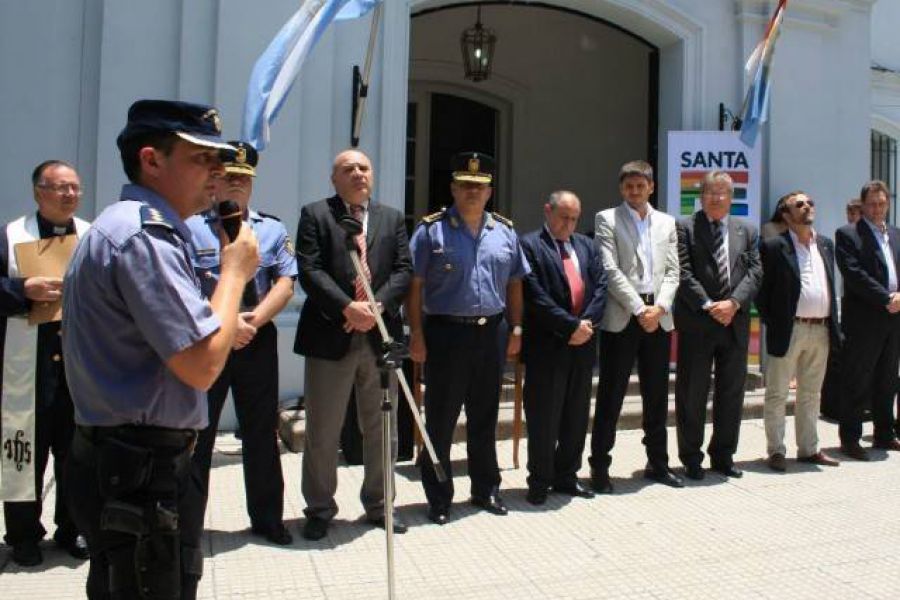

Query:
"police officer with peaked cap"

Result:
[[407, 151, 530, 524], [61, 100, 259, 599], [186, 141, 296, 546]]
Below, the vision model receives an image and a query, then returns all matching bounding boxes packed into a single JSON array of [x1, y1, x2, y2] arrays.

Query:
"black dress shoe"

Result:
[[471, 492, 508, 516], [367, 515, 408, 534], [684, 464, 705, 481], [552, 481, 595, 499], [427, 506, 449, 525], [12, 542, 43, 567], [590, 471, 614, 494], [54, 534, 90, 559], [526, 487, 549, 505], [712, 464, 743, 478], [841, 444, 870, 461], [302, 516, 329, 541], [251, 523, 293, 546], [644, 467, 685, 488], [873, 439, 900, 451]]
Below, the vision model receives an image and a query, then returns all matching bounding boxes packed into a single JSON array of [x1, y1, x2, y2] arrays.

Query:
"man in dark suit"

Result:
[[757, 191, 841, 472], [835, 180, 900, 460], [294, 149, 412, 540], [674, 170, 762, 480], [520, 191, 607, 505]]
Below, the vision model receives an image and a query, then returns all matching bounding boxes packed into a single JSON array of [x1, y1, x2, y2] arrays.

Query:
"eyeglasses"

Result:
[[37, 183, 82, 195], [792, 199, 815, 209]]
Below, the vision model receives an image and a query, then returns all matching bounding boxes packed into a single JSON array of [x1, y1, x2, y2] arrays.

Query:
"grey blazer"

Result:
[[595, 203, 680, 332]]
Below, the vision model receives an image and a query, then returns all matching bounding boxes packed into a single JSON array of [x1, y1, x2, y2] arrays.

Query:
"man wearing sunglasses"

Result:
[[757, 192, 841, 472]]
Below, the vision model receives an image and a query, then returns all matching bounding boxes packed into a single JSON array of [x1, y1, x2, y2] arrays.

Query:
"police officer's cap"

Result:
[[117, 99, 233, 152], [220, 141, 258, 177], [451, 151, 494, 185]]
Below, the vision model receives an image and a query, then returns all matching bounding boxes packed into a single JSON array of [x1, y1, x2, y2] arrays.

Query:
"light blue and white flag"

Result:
[[242, 0, 382, 150], [738, 0, 787, 147]]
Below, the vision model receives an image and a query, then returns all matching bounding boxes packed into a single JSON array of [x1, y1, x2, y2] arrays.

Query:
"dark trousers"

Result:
[[523, 342, 593, 491], [839, 323, 900, 445], [590, 319, 671, 474], [66, 429, 202, 600], [675, 327, 747, 468], [3, 378, 77, 546], [420, 317, 504, 509], [191, 322, 284, 531]]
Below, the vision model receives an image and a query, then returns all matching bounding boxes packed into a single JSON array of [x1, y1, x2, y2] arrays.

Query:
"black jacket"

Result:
[[294, 195, 412, 360], [757, 230, 841, 357]]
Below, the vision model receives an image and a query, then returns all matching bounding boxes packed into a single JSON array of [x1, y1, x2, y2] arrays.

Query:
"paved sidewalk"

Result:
[[2, 417, 899, 599]]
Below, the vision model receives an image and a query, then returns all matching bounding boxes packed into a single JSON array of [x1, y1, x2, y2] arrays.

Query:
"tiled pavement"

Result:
[[2, 417, 899, 599]]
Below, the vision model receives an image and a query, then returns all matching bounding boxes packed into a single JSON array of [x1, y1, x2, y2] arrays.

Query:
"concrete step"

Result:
[[277, 370, 776, 453]]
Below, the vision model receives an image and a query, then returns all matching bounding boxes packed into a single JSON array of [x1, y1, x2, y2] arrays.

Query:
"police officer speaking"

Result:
[[187, 141, 296, 546], [62, 100, 259, 599], [408, 152, 530, 525]]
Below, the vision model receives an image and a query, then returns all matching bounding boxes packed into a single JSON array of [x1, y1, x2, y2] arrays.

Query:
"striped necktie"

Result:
[[349, 204, 371, 302], [711, 219, 730, 299]]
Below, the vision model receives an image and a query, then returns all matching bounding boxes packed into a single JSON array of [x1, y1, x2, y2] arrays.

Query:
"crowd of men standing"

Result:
[[1, 98, 899, 600]]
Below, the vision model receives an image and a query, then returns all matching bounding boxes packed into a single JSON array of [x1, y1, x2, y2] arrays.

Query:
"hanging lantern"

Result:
[[460, 6, 497, 82]]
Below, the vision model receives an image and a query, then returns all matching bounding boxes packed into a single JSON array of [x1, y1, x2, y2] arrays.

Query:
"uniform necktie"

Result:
[[349, 204, 371, 302], [711, 219, 730, 299], [557, 239, 584, 315]]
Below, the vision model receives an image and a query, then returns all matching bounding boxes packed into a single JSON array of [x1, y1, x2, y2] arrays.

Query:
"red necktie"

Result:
[[557, 240, 584, 315], [349, 204, 371, 301]]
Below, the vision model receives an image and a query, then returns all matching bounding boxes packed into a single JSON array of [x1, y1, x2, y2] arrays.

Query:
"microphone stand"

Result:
[[339, 215, 446, 600]]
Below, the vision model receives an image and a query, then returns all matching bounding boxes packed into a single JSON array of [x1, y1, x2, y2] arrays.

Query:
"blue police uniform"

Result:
[[186, 207, 296, 538], [62, 183, 218, 598], [410, 205, 529, 511]]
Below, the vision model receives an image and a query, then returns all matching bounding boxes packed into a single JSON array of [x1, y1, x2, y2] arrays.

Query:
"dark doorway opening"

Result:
[[427, 93, 498, 213]]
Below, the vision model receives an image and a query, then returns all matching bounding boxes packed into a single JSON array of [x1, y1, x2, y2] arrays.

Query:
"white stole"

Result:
[[0, 214, 89, 501]]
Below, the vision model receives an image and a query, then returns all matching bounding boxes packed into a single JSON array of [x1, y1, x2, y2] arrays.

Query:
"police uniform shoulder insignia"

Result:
[[257, 211, 282, 222], [421, 209, 446, 225], [140, 205, 175, 231], [284, 236, 295, 256], [491, 212, 514, 228]]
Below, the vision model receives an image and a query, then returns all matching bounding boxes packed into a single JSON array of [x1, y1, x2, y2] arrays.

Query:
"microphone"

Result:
[[216, 199, 259, 308], [338, 213, 364, 251]]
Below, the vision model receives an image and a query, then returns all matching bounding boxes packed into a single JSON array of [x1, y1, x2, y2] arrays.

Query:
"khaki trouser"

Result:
[[302, 334, 397, 521], [763, 321, 830, 457]]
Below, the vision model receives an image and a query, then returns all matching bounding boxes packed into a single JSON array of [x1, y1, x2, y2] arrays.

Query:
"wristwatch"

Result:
[[511, 325, 523, 336]]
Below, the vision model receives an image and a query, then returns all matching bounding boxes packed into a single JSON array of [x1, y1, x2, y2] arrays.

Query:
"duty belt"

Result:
[[428, 313, 503, 326], [75, 425, 196, 453]]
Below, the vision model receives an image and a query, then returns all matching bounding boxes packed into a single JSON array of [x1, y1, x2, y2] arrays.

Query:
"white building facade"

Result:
[[1, 0, 897, 406]]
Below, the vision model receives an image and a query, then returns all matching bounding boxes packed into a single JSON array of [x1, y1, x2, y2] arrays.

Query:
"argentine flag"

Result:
[[242, 0, 382, 150]]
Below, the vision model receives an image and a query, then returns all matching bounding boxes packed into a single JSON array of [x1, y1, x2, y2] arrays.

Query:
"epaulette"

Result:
[[257, 211, 281, 222], [420, 209, 446, 225], [492, 212, 513, 228], [140, 204, 175, 231]]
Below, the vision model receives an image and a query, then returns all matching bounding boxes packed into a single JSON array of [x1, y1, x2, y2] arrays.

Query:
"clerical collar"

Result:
[[36, 211, 74, 238]]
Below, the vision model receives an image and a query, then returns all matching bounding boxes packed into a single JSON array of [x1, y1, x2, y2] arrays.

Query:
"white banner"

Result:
[[666, 131, 763, 224]]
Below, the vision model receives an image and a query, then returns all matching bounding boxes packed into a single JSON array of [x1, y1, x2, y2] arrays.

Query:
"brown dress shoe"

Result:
[[797, 451, 839, 466], [767, 453, 787, 472]]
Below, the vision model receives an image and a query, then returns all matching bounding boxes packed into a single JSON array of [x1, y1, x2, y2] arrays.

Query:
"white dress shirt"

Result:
[[789, 230, 830, 318], [625, 203, 654, 295], [864, 218, 898, 293]]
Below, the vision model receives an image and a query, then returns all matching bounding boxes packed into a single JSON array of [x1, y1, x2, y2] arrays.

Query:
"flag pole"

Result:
[[351, 3, 383, 147]]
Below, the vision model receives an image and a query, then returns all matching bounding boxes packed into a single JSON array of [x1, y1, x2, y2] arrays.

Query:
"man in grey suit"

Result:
[[589, 160, 683, 492], [674, 170, 762, 480]]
